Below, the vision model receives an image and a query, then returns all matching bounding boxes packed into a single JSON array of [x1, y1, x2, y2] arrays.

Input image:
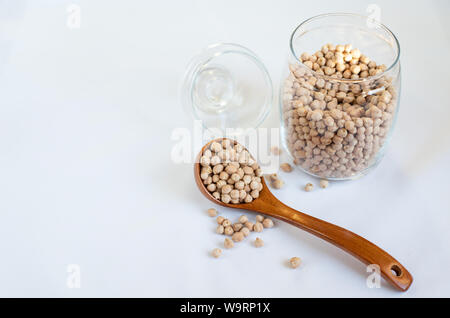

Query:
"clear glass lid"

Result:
[[181, 43, 273, 133]]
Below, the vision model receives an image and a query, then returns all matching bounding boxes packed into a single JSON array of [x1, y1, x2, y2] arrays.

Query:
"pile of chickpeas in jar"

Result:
[[282, 43, 398, 179]]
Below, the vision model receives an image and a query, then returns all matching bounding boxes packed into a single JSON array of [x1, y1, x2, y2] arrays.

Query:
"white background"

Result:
[[1, 0, 449, 297]]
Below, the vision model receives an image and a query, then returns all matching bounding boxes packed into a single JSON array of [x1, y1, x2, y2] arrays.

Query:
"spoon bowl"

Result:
[[195, 138, 413, 291]]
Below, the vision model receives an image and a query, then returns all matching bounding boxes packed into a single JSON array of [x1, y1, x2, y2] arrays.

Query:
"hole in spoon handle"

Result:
[[380, 262, 413, 291]]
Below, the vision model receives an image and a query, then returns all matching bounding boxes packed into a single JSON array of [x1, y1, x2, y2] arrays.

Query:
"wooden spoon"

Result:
[[195, 138, 413, 291]]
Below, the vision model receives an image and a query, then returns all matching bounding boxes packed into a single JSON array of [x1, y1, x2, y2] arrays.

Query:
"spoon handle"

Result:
[[251, 198, 413, 291]]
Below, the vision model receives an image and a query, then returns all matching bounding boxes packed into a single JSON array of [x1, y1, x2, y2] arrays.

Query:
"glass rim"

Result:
[[289, 12, 401, 83]]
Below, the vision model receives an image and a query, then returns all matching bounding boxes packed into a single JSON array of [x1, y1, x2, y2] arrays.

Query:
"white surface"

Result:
[[1, 0, 449, 297]]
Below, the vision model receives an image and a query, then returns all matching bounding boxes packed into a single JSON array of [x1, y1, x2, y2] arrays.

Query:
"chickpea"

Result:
[[235, 181, 245, 190], [262, 218, 274, 228], [243, 166, 253, 175], [256, 215, 265, 223], [311, 109, 323, 121], [280, 163, 292, 173], [344, 53, 353, 62], [238, 215, 248, 224], [210, 142, 222, 153], [221, 139, 232, 149], [216, 225, 224, 234], [232, 232, 245, 242], [319, 179, 329, 188], [350, 48, 361, 59], [206, 184, 216, 192], [203, 149, 212, 158], [336, 63, 346, 72], [304, 183, 314, 192], [233, 223, 243, 232], [350, 64, 361, 75], [289, 257, 301, 268], [207, 208, 218, 217], [224, 226, 234, 236], [216, 180, 226, 190], [200, 170, 210, 180], [254, 222, 264, 233], [250, 190, 260, 199], [240, 227, 250, 237], [245, 221, 254, 231], [221, 184, 232, 195], [200, 156, 210, 167], [224, 238, 234, 249], [222, 219, 231, 227], [216, 216, 225, 225], [210, 155, 221, 166], [272, 178, 284, 189], [269, 173, 278, 182], [225, 165, 237, 175], [254, 237, 264, 248], [221, 194, 231, 204], [360, 55, 370, 64], [211, 248, 222, 258], [230, 189, 240, 200], [243, 175, 252, 185], [250, 180, 260, 191]]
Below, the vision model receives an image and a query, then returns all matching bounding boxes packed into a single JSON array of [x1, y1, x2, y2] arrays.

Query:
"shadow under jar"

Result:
[[281, 13, 401, 180]]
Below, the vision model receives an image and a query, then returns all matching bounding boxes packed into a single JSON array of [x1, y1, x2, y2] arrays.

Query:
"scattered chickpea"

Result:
[[272, 178, 284, 189], [319, 179, 329, 189], [232, 232, 245, 242], [207, 208, 218, 217], [240, 227, 250, 237], [262, 218, 274, 228], [216, 216, 225, 225], [211, 248, 222, 258], [224, 238, 234, 249], [222, 219, 231, 227], [280, 163, 293, 172], [224, 226, 234, 236], [232, 223, 243, 232], [254, 237, 264, 248], [254, 222, 264, 233], [289, 257, 301, 268], [256, 215, 265, 223], [238, 215, 248, 224], [304, 183, 314, 192], [216, 225, 224, 234], [244, 221, 254, 231]]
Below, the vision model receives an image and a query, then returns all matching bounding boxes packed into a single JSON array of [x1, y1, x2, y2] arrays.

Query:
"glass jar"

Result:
[[281, 13, 401, 180]]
